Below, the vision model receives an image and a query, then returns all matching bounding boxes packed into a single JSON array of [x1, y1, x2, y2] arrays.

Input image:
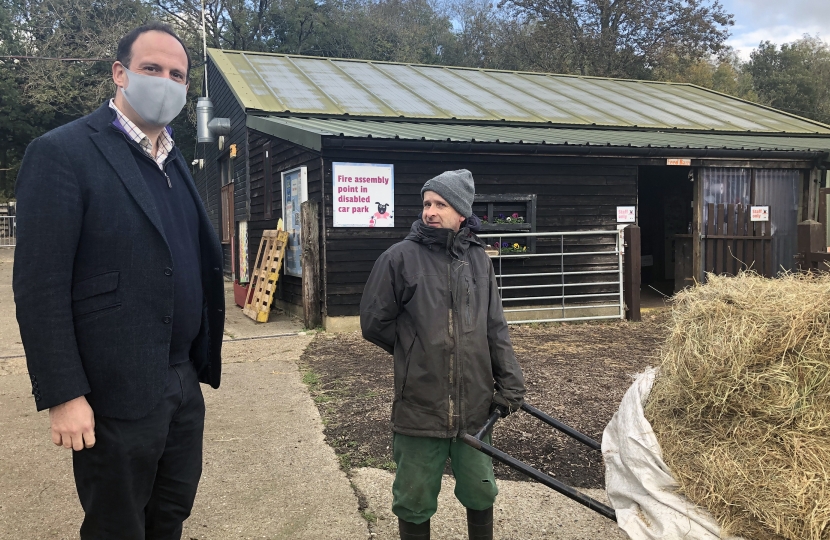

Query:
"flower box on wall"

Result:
[[473, 193, 538, 254]]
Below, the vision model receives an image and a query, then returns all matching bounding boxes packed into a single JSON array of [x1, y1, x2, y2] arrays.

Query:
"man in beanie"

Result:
[[360, 169, 526, 540]]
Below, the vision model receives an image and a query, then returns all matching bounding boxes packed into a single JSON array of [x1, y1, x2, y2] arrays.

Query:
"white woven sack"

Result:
[[602, 368, 743, 540]]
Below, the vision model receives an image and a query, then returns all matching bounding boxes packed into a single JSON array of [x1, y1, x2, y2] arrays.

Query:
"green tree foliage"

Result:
[[496, 0, 733, 78], [21, 0, 154, 117], [0, 0, 58, 200], [745, 36, 830, 124], [156, 0, 454, 62], [652, 50, 758, 101]]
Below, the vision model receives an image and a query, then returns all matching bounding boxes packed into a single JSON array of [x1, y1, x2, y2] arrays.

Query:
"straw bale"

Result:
[[644, 272, 830, 540]]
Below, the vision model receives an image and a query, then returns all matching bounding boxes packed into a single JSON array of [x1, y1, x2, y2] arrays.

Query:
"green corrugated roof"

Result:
[[211, 48, 830, 135], [247, 116, 830, 153]]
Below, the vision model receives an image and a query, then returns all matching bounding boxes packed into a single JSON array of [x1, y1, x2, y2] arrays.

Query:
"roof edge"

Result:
[[324, 137, 829, 162], [207, 49, 261, 111], [245, 111, 830, 138], [247, 116, 323, 151]]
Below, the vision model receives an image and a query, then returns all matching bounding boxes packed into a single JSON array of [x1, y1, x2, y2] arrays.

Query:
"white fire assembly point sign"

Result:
[[333, 162, 394, 227]]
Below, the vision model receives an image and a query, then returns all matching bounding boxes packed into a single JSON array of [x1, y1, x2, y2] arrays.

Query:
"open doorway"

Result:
[[637, 166, 694, 300]]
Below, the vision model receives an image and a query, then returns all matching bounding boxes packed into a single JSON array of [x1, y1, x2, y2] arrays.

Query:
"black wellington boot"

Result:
[[466, 506, 494, 540], [399, 517, 430, 540]]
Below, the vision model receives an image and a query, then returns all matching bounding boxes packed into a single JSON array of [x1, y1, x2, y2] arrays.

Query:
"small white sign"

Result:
[[333, 162, 394, 227], [750, 206, 769, 222], [617, 206, 636, 223], [667, 158, 692, 166]]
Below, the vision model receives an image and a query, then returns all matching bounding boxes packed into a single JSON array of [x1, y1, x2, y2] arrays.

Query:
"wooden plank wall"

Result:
[[248, 130, 323, 307], [322, 149, 637, 317], [192, 58, 249, 275]]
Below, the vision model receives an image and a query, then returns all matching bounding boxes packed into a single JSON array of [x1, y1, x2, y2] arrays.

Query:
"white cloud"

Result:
[[719, 0, 830, 60], [728, 26, 828, 60]]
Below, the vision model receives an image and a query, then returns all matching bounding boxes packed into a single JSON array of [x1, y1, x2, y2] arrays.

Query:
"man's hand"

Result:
[[49, 396, 95, 451], [491, 392, 522, 417]]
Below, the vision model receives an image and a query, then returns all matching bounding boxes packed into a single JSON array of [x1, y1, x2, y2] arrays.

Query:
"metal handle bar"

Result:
[[520, 403, 601, 451], [461, 405, 617, 522]]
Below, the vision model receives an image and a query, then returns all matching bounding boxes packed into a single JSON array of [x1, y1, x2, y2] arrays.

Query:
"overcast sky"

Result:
[[721, 0, 830, 59]]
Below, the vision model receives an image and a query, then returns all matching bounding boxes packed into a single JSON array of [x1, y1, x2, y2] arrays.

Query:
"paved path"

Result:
[[353, 469, 625, 540], [0, 248, 368, 539]]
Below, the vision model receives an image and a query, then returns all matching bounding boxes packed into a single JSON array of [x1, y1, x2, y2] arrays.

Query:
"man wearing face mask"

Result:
[[13, 22, 224, 539]]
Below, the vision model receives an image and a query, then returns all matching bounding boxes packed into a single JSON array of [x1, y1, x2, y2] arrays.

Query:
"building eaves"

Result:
[[248, 116, 830, 158]]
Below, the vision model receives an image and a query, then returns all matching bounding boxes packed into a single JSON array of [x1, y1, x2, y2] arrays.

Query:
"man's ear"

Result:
[[112, 61, 127, 90]]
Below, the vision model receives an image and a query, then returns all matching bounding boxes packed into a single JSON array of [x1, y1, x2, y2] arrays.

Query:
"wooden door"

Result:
[[703, 203, 772, 277]]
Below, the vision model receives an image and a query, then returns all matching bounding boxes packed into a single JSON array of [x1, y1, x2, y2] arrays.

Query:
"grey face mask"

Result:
[[121, 68, 187, 127]]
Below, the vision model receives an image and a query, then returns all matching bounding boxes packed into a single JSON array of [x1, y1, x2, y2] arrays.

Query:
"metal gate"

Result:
[[479, 230, 624, 324], [0, 216, 15, 247]]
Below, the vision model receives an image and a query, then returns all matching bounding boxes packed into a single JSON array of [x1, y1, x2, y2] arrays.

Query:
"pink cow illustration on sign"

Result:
[[369, 202, 391, 227]]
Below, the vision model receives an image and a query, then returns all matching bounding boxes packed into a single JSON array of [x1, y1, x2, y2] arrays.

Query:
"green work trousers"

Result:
[[391, 432, 499, 524]]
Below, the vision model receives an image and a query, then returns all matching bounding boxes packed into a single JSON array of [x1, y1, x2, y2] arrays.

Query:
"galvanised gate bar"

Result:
[[480, 230, 624, 324]]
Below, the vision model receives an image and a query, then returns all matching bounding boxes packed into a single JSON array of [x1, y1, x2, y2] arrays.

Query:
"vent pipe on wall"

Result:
[[196, 96, 230, 144]]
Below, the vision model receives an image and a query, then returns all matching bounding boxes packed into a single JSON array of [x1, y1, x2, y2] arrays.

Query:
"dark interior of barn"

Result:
[[637, 166, 694, 300]]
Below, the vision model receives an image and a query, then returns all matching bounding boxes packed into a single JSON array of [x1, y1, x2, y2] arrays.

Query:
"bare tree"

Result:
[[20, 0, 154, 116]]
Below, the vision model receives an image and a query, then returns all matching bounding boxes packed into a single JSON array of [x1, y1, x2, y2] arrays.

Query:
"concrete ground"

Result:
[[0, 247, 629, 539], [0, 249, 366, 539], [353, 469, 624, 540]]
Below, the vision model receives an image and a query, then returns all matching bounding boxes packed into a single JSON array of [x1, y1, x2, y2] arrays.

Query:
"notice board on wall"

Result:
[[281, 167, 308, 277], [333, 162, 394, 227]]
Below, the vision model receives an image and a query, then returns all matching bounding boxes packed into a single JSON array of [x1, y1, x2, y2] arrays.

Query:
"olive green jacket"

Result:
[[360, 217, 526, 438]]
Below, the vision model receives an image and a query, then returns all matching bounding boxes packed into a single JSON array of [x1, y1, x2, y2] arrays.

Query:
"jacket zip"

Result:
[[447, 261, 455, 430]]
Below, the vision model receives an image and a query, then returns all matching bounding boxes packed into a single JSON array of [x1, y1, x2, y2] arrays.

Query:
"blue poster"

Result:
[[281, 167, 307, 277]]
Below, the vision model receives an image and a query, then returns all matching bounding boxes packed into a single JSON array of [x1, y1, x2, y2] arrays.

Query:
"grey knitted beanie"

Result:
[[420, 169, 475, 218]]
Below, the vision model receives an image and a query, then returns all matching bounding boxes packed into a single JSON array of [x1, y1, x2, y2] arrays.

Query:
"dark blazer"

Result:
[[13, 102, 224, 420]]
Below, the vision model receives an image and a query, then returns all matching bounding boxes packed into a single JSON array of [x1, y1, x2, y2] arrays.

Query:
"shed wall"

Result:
[[321, 149, 637, 317], [247, 130, 323, 307], [194, 58, 249, 276]]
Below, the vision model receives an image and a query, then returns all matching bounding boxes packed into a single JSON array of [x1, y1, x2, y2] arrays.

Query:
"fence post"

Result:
[[301, 200, 322, 329], [797, 220, 825, 271], [623, 225, 641, 322]]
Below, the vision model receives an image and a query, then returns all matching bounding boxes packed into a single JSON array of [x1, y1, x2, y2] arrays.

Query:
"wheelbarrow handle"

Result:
[[461, 433, 617, 522], [473, 410, 503, 440], [521, 403, 602, 451]]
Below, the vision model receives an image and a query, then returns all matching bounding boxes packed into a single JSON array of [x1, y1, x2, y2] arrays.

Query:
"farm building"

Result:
[[192, 48, 830, 330]]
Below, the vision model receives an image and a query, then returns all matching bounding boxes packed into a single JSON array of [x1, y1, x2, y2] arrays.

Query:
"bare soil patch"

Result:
[[299, 311, 668, 489]]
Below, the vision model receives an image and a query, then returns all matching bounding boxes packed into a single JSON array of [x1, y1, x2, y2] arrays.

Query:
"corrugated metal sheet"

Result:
[[699, 168, 801, 273], [754, 170, 801, 271], [210, 48, 830, 134], [247, 116, 830, 153]]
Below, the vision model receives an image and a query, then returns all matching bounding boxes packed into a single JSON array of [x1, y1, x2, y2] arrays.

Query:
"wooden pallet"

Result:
[[243, 228, 289, 323]]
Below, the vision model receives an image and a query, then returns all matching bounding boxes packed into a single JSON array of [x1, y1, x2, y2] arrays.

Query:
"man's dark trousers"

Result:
[[73, 361, 205, 540]]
